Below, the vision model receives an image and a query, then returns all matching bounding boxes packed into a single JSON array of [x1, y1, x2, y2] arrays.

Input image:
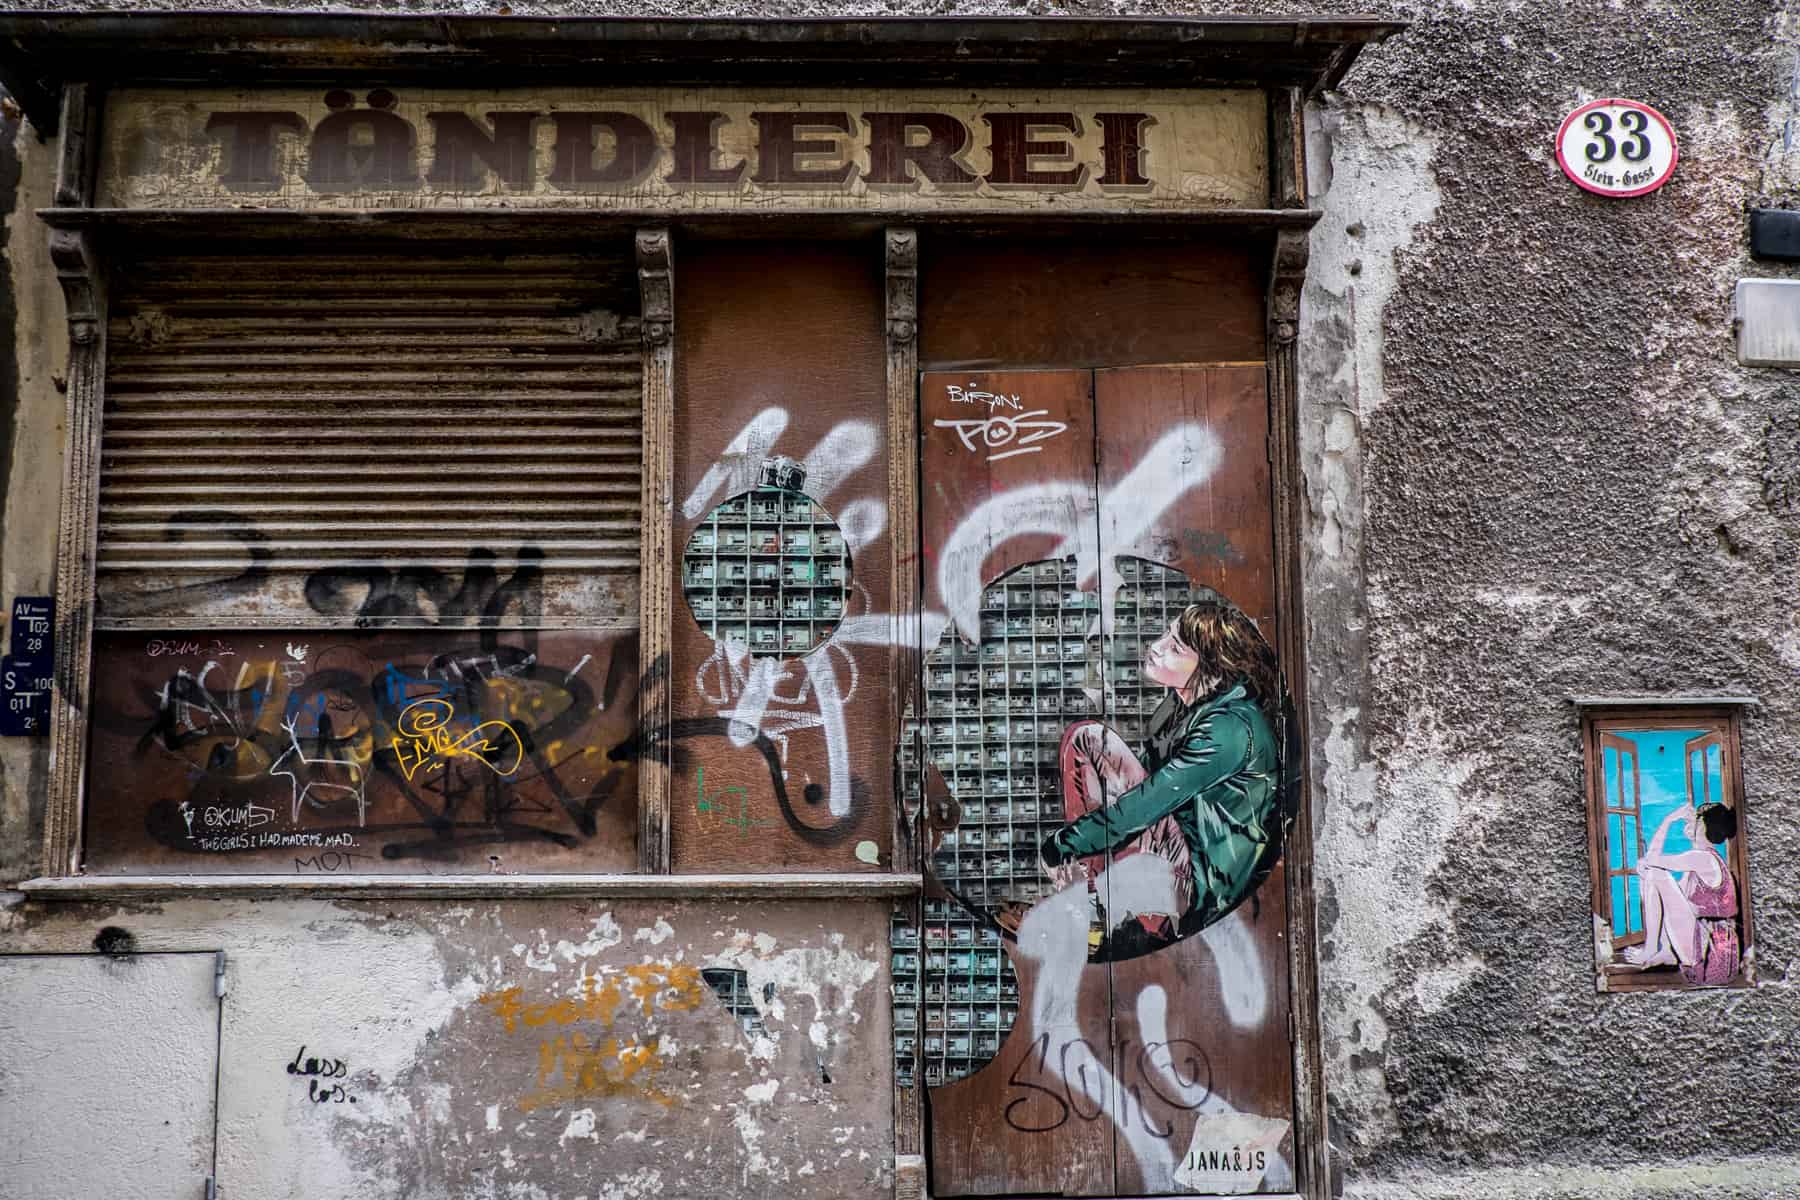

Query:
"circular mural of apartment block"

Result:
[[682, 457, 852, 658]]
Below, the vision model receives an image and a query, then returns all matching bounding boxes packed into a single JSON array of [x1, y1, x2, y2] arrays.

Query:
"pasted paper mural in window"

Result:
[[1586, 710, 1754, 992], [682, 457, 852, 660], [896, 555, 1290, 1090]]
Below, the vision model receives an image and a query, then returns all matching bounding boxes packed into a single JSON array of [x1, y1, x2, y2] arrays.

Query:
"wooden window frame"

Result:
[[1580, 702, 1757, 993]]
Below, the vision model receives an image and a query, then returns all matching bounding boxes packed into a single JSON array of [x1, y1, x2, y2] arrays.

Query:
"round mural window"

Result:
[[682, 457, 852, 658]]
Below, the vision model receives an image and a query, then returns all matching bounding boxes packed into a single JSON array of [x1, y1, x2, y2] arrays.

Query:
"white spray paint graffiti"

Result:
[[681, 406, 790, 520], [945, 382, 1024, 411], [696, 604, 948, 819], [271, 715, 370, 825], [933, 424, 1224, 645], [933, 409, 1071, 462], [1197, 910, 1269, 1031], [1014, 854, 1288, 1190], [686, 412, 907, 820], [798, 418, 881, 506]]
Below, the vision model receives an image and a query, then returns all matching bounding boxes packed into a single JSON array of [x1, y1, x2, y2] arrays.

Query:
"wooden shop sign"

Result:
[[99, 87, 1269, 213]]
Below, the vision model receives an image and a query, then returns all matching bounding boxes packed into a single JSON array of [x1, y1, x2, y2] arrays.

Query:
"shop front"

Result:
[[0, 16, 1400, 1199]]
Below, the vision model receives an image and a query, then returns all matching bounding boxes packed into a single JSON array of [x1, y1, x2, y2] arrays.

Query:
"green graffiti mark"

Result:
[[695, 766, 769, 835]]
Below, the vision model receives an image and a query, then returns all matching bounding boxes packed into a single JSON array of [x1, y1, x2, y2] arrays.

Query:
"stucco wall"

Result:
[[4, 3, 1800, 1198], [0, 896, 894, 1198]]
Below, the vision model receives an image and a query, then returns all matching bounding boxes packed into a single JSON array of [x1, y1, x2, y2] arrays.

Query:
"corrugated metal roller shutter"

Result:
[[97, 248, 643, 628]]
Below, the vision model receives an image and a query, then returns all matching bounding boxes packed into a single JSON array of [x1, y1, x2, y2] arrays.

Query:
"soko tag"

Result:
[[1556, 98, 1678, 197]]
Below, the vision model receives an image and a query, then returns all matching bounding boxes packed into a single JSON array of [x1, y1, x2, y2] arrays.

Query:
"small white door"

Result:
[[0, 951, 220, 1199]]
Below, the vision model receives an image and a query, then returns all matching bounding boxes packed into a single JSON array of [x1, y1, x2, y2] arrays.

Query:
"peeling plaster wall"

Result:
[[1287, 6, 1800, 1198], [4, 2, 1800, 1198], [0, 115, 63, 885], [0, 896, 893, 1199]]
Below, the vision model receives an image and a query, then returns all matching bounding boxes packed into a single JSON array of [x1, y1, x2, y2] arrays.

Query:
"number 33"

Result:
[[1585, 110, 1652, 163]]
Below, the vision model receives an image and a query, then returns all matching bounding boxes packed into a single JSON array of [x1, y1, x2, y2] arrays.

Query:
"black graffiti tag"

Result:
[[287, 1045, 356, 1104], [1001, 1031, 1212, 1137]]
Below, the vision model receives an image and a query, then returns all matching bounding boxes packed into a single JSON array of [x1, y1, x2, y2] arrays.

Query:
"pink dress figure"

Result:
[[1626, 801, 1741, 986]]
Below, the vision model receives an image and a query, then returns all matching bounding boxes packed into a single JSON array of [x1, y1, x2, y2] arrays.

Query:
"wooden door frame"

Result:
[[1266, 84, 1335, 1200]]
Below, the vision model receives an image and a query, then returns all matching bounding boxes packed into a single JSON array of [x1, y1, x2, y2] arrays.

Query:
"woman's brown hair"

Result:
[[1173, 601, 1284, 730]]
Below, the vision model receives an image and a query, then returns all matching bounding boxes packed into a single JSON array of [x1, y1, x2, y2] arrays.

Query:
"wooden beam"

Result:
[[37, 206, 1327, 242], [1267, 212, 1332, 1200], [1270, 84, 1305, 209], [17, 871, 926, 902], [51, 81, 97, 207], [884, 226, 927, 1199], [636, 227, 675, 875]]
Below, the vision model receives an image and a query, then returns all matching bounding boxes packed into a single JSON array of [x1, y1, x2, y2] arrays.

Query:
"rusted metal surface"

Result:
[[0, 16, 1408, 136], [919, 235, 1265, 371], [1100, 367, 1290, 1199], [892, 235, 1310, 1195], [669, 241, 891, 873], [1096, 366, 1276, 632], [97, 245, 643, 628], [910, 365, 1295, 1195], [82, 628, 640, 874]]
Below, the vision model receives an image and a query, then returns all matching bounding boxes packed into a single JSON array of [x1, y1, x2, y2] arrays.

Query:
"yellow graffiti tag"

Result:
[[519, 1033, 675, 1112], [389, 697, 525, 781], [476, 964, 705, 1033], [475, 963, 708, 1113]]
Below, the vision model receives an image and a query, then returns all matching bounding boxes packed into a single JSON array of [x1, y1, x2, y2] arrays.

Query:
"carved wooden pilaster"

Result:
[[42, 81, 106, 878], [885, 226, 920, 852], [884, 227, 926, 1181], [636, 228, 674, 875], [43, 227, 105, 876], [53, 82, 98, 208], [1270, 84, 1306, 210], [1268, 217, 1332, 1200]]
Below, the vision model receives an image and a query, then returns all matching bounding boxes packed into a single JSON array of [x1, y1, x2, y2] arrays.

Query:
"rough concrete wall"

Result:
[[0, 896, 893, 1199], [4, 2, 1800, 1197], [1295, 6, 1800, 1197]]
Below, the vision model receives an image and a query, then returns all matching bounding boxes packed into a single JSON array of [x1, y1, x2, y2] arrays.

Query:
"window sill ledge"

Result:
[[16, 872, 923, 902]]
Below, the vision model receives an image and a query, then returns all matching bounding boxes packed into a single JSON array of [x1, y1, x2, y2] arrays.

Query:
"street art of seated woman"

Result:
[[1037, 600, 1286, 958], [1625, 801, 1741, 985]]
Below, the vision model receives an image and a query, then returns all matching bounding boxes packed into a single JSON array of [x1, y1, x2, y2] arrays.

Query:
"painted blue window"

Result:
[[1598, 727, 1723, 941]]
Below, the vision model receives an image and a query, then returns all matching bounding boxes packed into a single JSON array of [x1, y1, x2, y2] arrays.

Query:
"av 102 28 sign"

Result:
[[1555, 98, 1678, 198], [1, 596, 51, 737]]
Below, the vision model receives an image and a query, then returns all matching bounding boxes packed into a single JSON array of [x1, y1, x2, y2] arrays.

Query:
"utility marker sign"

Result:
[[1, 596, 52, 736], [1556, 98, 1677, 198]]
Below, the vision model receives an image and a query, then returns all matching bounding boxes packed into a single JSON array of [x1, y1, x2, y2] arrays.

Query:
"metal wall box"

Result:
[[1735, 279, 1800, 366], [1750, 208, 1800, 261]]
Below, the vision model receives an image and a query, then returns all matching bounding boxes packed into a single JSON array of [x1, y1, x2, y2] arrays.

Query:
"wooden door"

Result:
[[914, 365, 1298, 1197]]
